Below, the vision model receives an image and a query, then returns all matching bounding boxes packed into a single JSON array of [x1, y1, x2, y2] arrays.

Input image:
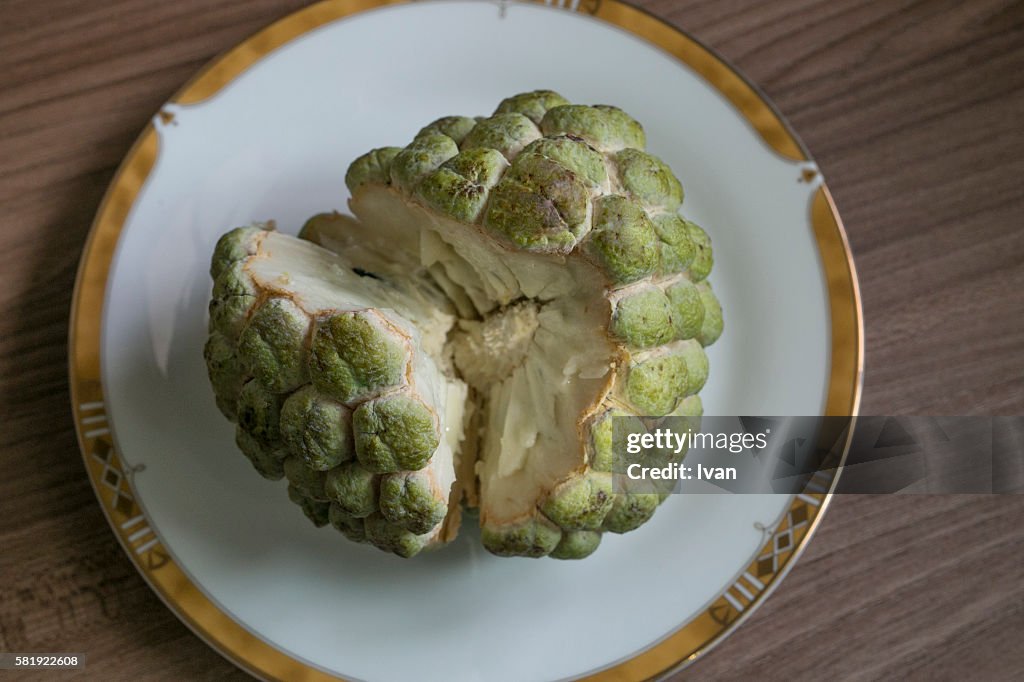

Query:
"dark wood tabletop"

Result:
[[2, 0, 1022, 679]]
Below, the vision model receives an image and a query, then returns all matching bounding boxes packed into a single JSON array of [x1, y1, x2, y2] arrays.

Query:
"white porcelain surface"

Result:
[[101, 2, 829, 680]]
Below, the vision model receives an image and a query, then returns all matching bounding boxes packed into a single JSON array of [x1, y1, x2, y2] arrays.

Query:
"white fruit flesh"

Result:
[[347, 186, 620, 529]]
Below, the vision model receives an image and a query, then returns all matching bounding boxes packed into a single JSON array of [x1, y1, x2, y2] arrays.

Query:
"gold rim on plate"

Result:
[[68, 1, 863, 679]]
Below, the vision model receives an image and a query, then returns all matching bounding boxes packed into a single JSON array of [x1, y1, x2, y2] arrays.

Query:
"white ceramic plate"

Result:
[[69, 1, 862, 680]]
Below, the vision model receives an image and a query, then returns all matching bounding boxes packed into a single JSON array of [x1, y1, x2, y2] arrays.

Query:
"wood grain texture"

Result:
[[0, 1, 1021, 680]]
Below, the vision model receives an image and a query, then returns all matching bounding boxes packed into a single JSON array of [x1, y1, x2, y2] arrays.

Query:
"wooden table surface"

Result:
[[2, 0, 1022, 679]]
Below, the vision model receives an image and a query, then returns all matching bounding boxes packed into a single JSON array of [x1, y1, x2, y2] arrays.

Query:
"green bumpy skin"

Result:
[[697, 282, 724, 346], [353, 392, 440, 473], [235, 427, 286, 480], [390, 133, 459, 193], [637, 394, 703, 468], [283, 456, 328, 502], [520, 135, 608, 189], [416, 148, 508, 223], [324, 461, 379, 518], [589, 409, 647, 473], [237, 297, 311, 394], [635, 437, 683, 470], [288, 484, 330, 527], [379, 471, 447, 534], [665, 279, 705, 341], [672, 395, 704, 430], [417, 116, 478, 145], [507, 152, 589, 224], [541, 472, 614, 531], [236, 379, 284, 444], [211, 260, 256, 300], [329, 504, 367, 543], [482, 161, 587, 252], [209, 261, 258, 340], [204, 332, 247, 419], [540, 104, 646, 151], [611, 287, 675, 348], [209, 295, 257, 342], [280, 385, 354, 471], [652, 395, 705, 484], [652, 214, 696, 275], [627, 353, 689, 416], [615, 148, 684, 213], [309, 311, 408, 405], [345, 147, 402, 193], [585, 195, 661, 284], [494, 90, 570, 125], [677, 340, 709, 395], [589, 410, 616, 473], [210, 226, 262, 283], [364, 513, 430, 558], [460, 113, 541, 161], [686, 221, 713, 282], [602, 492, 659, 533], [481, 517, 562, 558], [345, 91, 714, 293], [550, 530, 601, 560]]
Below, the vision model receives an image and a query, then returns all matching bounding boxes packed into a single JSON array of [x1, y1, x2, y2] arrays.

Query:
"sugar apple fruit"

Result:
[[204, 90, 723, 559]]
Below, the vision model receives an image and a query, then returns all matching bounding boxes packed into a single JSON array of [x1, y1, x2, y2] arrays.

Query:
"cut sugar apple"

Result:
[[204, 90, 723, 559]]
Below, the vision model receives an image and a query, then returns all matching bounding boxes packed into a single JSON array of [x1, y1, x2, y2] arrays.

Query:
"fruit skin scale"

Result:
[[204, 227, 462, 557], [204, 90, 722, 559]]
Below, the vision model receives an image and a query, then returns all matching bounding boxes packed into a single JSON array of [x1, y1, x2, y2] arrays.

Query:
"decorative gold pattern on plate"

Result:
[[539, 0, 602, 14], [69, 1, 863, 680]]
